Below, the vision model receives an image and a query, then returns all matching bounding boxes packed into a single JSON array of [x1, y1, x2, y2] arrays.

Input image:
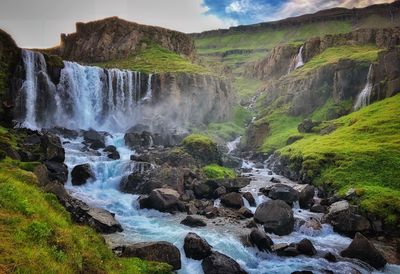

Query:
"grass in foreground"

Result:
[[279, 94, 400, 223], [93, 42, 210, 74], [0, 129, 172, 274]]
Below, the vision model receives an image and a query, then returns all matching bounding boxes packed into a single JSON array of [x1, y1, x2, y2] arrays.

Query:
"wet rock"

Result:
[[104, 145, 117, 153], [40, 134, 65, 162], [222, 154, 243, 168], [202, 251, 247, 274], [89, 140, 106, 150], [83, 129, 105, 149], [277, 244, 301, 257], [270, 177, 281, 183], [243, 192, 256, 207], [180, 215, 207, 227], [291, 271, 313, 274], [272, 243, 289, 252], [48, 127, 79, 139], [107, 150, 120, 160], [245, 220, 258, 228], [249, 228, 273, 252], [139, 188, 182, 213], [183, 232, 212, 260], [310, 204, 326, 213], [297, 239, 317, 256], [205, 207, 219, 219], [86, 208, 123, 233], [264, 184, 299, 206], [239, 207, 254, 218], [117, 241, 181, 270], [254, 200, 294, 236], [214, 186, 227, 198], [44, 161, 68, 183], [216, 177, 251, 193], [71, 164, 95, 185], [299, 185, 315, 209], [324, 200, 371, 234], [341, 233, 387, 269], [324, 252, 337, 262], [221, 192, 244, 209]]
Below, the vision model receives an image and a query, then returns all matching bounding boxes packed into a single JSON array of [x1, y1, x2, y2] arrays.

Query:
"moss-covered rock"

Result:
[[182, 134, 222, 165]]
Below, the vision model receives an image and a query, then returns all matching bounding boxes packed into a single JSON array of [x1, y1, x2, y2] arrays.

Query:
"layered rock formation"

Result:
[[51, 17, 195, 62]]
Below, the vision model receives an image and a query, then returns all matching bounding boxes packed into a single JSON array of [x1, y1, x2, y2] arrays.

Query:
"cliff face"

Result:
[[52, 17, 196, 63]]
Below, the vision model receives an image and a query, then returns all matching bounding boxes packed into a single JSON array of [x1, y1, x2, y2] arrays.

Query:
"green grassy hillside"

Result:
[[279, 94, 400, 224], [0, 128, 172, 274]]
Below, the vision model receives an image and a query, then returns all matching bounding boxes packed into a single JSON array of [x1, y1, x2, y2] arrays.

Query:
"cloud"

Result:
[[204, 0, 395, 24], [0, 0, 235, 48]]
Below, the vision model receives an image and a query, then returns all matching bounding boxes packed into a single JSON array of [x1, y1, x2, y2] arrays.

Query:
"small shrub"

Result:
[[203, 164, 236, 179]]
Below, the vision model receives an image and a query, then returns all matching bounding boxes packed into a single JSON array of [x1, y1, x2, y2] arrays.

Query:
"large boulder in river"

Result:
[[83, 129, 105, 149], [264, 184, 299, 206], [182, 134, 222, 165], [180, 215, 207, 227], [86, 208, 123, 233], [249, 228, 273, 252], [221, 192, 244, 209], [44, 161, 68, 183], [184, 232, 212, 260], [202, 251, 247, 274], [299, 185, 315, 209], [71, 164, 95, 185], [254, 200, 294, 236], [117, 241, 181, 270], [139, 188, 183, 213], [324, 200, 371, 234], [341, 233, 387, 269]]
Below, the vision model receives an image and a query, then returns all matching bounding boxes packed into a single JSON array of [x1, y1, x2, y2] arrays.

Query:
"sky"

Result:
[[0, 0, 395, 48]]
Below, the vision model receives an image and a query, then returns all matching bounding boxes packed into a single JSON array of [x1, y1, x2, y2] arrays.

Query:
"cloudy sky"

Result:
[[0, 0, 394, 48]]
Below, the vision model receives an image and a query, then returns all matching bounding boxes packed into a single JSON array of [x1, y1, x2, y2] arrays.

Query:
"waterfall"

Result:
[[18, 50, 153, 132], [288, 45, 304, 74], [354, 64, 374, 111]]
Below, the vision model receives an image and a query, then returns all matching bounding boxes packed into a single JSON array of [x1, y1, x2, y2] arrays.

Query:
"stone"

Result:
[[341, 233, 387, 269], [40, 134, 65, 162], [83, 129, 105, 148], [214, 186, 227, 197], [297, 239, 317, 256], [324, 252, 337, 262], [104, 145, 117, 152], [242, 192, 256, 207], [254, 200, 294, 236], [277, 245, 301, 257], [44, 161, 68, 183], [118, 241, 181, 270], [249, 228, 273, 252], [71, 164, 95, 185], [310, 204, 326, 213], [265, 184, 299, 206], [107, 150, 120, 160], [180, 215, 207, 227], [183, 232, 212, 260], [202, 251, 247, 274], [86, 208, 123, 233], [299, 185, 315, 209], [239, 207, 254, 218], [221, 192, 244, 209], [139, 188, 181, 213]]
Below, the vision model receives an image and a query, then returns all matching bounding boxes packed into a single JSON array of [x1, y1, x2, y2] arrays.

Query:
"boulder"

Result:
[[107, 150, 120, 160], [298, 119, 320, 133], [324, 252, 337, 262], [310, 204, 326, 213], [299, 185, 315, 209], [277, 244, 300, 257], [44, 161, 68, 183], [265, 184, 299, 206], [254, 200, 294, 236], [324, 200, 371, 234], [239, 207, 254, 218], [118, 241, 181, 270], [202, 251, 247, 274], [180, 216, 207, 227], [40, 134, 65, 162], [104, 145, 117, 152], [139, 188, 182, 213], [83, 129, 105, 149], [249, 228, 273, 252], [341, 233, 387, 269], [221, 192, 244, 209], [214, 186, 227, 198], [297, 239, 317, 256], [242, 192, 256, 207], [71, 164, 95, 185], [86, 208, 123, 233], [183, 232, 212, 260]]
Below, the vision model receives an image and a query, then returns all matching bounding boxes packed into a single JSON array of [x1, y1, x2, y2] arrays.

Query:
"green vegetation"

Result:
[[279, 94, 400, 223], [182, 134, 215, 148], [203, 164, 236, 179], [94, 42, 210, 74], [310, 98, 353, 121], [0, 161, 172, 273], [293, 45, 381, 76], [234, 77, 264, 101]]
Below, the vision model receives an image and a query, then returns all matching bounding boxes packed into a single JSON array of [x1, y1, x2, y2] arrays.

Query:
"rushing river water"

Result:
[[62, 134, 400, 274]]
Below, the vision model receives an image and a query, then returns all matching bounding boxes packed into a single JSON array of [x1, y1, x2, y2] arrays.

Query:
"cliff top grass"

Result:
[[93, 43, 210, 74], [279, 94, 400, 223], [203, 164, 236, 179], [0, 159, 172, 274], [292, 45, 381, 76]]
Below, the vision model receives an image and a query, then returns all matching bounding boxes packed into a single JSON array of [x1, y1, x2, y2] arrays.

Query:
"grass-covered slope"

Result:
[[279, 94, 400, 223], [0, 128, 172, 274], [93, 43, 210, 74]]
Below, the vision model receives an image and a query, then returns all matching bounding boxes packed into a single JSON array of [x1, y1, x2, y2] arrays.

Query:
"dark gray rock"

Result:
[[139, 188, 182, 213], [221, 192, 244, 209], [44, 161, 68, 183], [254, 200, 294, 236], [202, 251, 247, 274], [249, 228, 273, 252], [243, 192, 256, 207], [299, 185, 315, 209], [239, 207, 254, 218], [71, 164, 95, 185], [265, 184, 299, 206], [297, 239, 317, 256], [181, 215, 207, 227], [183, 232, 212, 260]]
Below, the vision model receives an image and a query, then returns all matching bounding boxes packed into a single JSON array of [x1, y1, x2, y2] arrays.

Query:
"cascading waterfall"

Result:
[[354, 64, 374, 111], [288, 45, 304, 74], [18, 50, 151, 131]]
